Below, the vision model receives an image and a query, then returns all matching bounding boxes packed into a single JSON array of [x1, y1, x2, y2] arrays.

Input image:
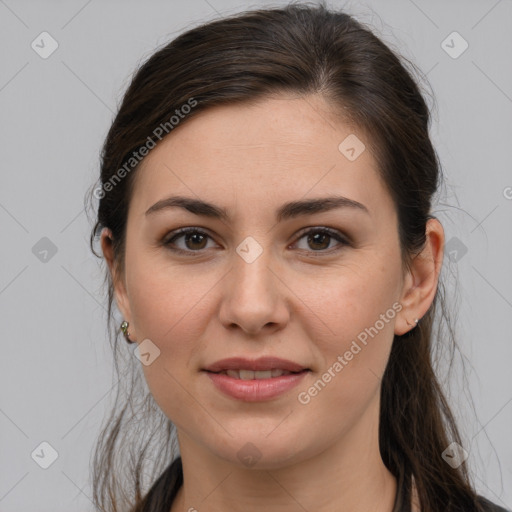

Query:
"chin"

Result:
[[206, 430, 313, 471]]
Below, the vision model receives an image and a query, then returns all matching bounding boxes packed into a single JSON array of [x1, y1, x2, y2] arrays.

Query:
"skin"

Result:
[[101, 93, 443, 512]]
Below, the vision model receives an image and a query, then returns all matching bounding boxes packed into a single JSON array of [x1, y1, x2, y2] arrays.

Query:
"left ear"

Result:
[[395, 217, 445, 336]]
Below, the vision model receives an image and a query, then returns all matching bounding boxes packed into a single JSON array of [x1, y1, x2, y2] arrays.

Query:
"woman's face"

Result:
[[106, 94, 429, 469]]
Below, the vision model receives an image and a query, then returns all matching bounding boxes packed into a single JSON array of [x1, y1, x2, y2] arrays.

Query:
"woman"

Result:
[[88, 3, 509, 511]]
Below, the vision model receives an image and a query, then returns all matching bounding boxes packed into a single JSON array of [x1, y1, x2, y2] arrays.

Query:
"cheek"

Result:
[[127, 246, 213, 346], [297, 255, 399, 347], [293, 285, 397, 445], [125, 260, 218, 420], [296, 259, 399, 399]]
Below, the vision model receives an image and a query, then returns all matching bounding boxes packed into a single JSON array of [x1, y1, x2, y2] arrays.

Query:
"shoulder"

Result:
[[477, 495, 510, 512]]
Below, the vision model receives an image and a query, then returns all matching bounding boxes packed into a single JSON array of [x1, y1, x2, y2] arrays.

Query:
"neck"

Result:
[[171, 401, 398, 512]]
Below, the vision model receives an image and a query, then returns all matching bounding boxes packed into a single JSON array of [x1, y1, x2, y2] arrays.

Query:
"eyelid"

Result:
[[162, 227, 218, 254], [290, 226, 350, 254], [292, 226, 350, 244]]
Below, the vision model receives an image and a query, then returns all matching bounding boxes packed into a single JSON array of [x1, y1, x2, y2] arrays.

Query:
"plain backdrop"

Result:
[[1, 0, 511, 510]]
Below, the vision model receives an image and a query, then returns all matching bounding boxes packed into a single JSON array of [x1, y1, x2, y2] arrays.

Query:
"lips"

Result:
[[202, 356, 311, 401], [203, 356, 309, 374], [205, 369, 309, 402]]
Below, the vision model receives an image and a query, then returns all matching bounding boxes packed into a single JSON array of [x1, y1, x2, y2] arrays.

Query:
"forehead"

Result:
[[130, 94, 394, 222]]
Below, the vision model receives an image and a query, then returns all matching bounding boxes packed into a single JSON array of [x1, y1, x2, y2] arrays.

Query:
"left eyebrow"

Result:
[[145, 195, 370, 221], [276, 196, 370, 221]]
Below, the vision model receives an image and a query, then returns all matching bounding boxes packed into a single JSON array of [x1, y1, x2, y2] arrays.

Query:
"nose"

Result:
[[218, 245, 289, 336]]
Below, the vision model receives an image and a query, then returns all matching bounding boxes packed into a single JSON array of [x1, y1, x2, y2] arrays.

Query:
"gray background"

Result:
[[1, 0, 511, 510]]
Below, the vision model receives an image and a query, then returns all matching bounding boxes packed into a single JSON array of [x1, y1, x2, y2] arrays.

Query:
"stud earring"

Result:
[[406, 318, 420, 329], [120, 320, 135, 343]]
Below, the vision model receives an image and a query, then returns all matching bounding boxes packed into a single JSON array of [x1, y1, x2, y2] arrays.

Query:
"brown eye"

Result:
[[183, 231, 208, 250], [307, 231, 331, 250], [293, 228, 348, 254], [164, 228, 215, 253]]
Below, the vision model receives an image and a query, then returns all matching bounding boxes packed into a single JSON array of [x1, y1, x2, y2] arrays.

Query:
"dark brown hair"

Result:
[[87, 2, 491, 511]]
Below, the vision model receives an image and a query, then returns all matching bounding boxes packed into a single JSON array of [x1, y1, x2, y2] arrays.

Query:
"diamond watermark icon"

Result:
[[133, 338, 161, 366], [442, 442, 468, 468], [237, 442, 262, 467], [31, 441, 59, 469], [236, 236, 263, 264], [31, 31, 59, 59], [338, 134, 366, 161], [32, 237, 58, 263], [444, 236, 468, 263], [441, 31, 468, 59]]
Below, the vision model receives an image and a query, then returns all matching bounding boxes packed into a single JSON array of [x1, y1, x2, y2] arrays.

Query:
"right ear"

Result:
[[100, 227, 133, 326]]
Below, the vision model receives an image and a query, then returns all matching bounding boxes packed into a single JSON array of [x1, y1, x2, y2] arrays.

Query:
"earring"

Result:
[[406, 318, 419, 328], [120, 320, 135, 343]]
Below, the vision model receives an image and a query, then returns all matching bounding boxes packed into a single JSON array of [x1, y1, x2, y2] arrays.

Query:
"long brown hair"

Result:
[[87, 2, 488, 510]]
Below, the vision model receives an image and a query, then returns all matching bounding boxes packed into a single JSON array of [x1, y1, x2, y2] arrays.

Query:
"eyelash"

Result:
[[162, 226, 350, 256]]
